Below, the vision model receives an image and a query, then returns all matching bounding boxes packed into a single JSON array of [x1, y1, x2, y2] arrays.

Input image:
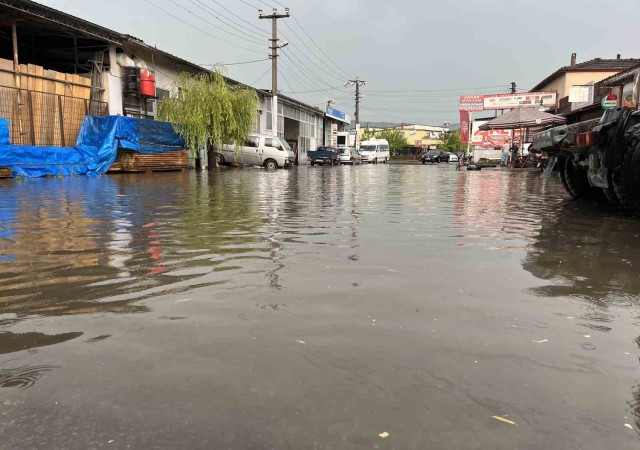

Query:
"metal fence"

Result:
[[0, 86, 108, 146]]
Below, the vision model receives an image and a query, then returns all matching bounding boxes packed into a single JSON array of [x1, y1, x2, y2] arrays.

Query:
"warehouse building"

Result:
[[0, 0, 324, 162]]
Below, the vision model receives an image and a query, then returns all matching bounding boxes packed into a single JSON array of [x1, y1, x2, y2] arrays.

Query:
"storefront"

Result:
[[261, 94, 323, 164], [323, 105, 351, 148]]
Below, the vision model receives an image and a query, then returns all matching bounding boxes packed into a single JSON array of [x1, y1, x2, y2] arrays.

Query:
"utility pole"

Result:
[[259, 8, 290, 137], [345, 77, 366, 149]]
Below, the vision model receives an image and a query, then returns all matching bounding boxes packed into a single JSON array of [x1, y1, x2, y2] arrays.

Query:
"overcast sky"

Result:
[[38, 0, 640, 125]]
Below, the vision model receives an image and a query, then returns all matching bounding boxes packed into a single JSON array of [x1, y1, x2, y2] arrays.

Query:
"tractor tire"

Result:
[[612, 141, 640, 213], [560, 154, 604, 201]]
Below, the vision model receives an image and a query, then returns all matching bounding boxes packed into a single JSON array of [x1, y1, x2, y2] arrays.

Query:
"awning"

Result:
[[479, 108, 566, 130]]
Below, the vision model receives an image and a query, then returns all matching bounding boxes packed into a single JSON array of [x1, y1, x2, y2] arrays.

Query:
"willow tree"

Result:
[[157, 70, 258, 167]]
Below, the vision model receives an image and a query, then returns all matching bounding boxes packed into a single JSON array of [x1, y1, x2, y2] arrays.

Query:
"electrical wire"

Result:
[[280, 50, 349, 94], [205, 0, 270, 37], [143, 0, 263, 54], [199, 58, 270, 66], [171, 0, 264, 45], [280, 23, 347, 84], [291, 15, 352, 80], [192, 0, 268, 40], [249, 66, 272, 86]]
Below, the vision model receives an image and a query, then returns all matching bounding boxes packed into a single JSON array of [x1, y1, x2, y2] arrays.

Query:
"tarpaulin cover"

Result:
[[0, 116, 184, 178]]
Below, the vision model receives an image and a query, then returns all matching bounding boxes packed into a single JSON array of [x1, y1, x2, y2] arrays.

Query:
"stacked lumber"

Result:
[[109, 150, 190, 173], [0, 167, 11, 178]]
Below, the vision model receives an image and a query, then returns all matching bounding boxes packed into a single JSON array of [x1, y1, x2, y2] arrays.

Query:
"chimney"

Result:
[[570, 53, 577, 66], [617, 54, 621, 59]]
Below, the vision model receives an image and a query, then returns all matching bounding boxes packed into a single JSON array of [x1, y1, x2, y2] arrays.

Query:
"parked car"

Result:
[[308, 146, 339, 166], [338, 147, 362, 165], [421, 149, 446, 164], [214, 134, 294, 169], [360, 139, 390, 164], [442, 152, 459, 163]]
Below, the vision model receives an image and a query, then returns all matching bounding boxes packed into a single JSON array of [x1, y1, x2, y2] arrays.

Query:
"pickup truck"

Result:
[[308, 146, 339, 166]]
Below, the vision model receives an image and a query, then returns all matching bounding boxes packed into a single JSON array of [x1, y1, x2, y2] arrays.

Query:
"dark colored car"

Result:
[[421, 150, 446, 164]]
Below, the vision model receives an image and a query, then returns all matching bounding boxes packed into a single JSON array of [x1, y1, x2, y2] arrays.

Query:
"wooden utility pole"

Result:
[[259, 8, 290, 137], [345, 78, 366, 149]]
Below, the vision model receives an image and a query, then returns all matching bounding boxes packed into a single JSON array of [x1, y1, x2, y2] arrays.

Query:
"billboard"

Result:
[[459, 111, 470, 145], [326, 105, 351, 124], [460, 91, 557, 111], [459, 95, 484, 111], [471, 120, 511, 148], [483, 91, 557, 110]]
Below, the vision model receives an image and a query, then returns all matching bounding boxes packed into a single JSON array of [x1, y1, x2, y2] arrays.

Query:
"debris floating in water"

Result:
[[492, 416, 516, 425], [296, 340, 306, 345], [174, 299, 191, 304], [532, 339, 548, 344], [624, 423, 633, 430], [378, 432, 390, 439]]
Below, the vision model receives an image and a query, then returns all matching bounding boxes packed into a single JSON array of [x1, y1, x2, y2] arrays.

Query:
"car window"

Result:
[[264, 138, 282, 150], [245, 137, 259, 148]]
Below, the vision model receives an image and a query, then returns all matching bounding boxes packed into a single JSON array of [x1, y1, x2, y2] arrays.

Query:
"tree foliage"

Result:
[[361, 127, 409, 150], [158, 70, 258, 156], [439, 131, 464, 152]]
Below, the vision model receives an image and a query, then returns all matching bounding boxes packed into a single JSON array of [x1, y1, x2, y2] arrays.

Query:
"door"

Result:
[[263, 137, 282, 165], [242, 136, 261, 165]]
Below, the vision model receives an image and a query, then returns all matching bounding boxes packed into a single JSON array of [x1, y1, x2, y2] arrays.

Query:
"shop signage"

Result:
[[330, 123, 338, 147], [326, 106, 350, 124], [460, 91, 557, 111], [459, 95, 484, 112], [483, 91, 557, 110], [602, 94, 618, 110]]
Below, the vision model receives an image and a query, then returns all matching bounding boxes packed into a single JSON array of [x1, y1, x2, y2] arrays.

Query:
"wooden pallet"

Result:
[[109, 150, 190, 173], [0, 167, 12, 178]]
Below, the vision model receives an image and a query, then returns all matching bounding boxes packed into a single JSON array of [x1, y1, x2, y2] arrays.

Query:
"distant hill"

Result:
[[348, 121, 455, 130]]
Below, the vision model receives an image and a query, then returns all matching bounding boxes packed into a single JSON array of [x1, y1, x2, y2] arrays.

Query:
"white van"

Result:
[[214, 134, 295, 169], [359, 139, 390, 164]]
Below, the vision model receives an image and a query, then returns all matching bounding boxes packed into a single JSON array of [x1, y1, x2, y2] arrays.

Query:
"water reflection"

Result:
[[523, 202, 640, 306], [0, 331, 83, 355]]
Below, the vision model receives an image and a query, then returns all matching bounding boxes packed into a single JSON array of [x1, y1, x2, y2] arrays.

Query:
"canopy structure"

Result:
[[479, 108, 566, 130]]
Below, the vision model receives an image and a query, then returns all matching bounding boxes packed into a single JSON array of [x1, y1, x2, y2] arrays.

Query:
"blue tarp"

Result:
[[0, 116, 184, 178]]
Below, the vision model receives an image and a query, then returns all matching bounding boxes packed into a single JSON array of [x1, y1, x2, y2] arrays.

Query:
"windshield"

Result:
[[338, 148, 350, 155], [360, 145, 376, 152], [279, 139, 292, 152], [427, 150, 440, 155]]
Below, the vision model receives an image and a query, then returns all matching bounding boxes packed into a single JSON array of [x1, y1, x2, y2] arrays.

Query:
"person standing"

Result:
[[501, 142, 510, 167]]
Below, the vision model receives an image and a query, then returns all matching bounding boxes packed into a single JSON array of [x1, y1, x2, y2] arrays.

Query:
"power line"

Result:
[[200, 58, 270, 66], [205, 0, 270, 37], [144, 0, 263, 54], [365, 85, 508, 94], [280, 22, 346, 84], [250, 66, 272, 86], [191, 0, 268, 40], [173, 0, 265, 45], [280, 50, 349, 94], [291, 15, 351, 79]]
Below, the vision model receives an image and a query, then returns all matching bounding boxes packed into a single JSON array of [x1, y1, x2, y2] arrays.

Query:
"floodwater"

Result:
[[0, 164, 639, 449]]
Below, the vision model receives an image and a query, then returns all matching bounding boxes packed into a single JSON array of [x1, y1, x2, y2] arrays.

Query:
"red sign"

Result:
[[459, 95, 484, 111], [460, 111, 470, 145]]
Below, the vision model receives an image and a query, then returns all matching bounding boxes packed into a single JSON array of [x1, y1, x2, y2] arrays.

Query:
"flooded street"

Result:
[[1, 164, 639, 449]]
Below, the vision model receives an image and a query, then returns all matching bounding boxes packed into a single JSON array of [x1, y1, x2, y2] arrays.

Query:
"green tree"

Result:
[[375, 129, 409, 151], [439, 131, 464, 152], [360, 127, 409, 153], [158, 70, 258, 158]]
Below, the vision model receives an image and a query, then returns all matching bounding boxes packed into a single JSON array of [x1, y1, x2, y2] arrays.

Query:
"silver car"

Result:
[[338, 147, 362, 165]]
